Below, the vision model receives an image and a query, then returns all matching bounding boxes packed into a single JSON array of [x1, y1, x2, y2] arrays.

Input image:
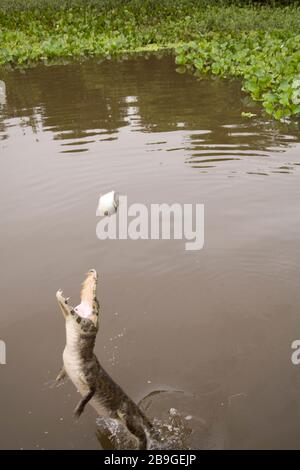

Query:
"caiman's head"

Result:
[[56, 269, 100, 341]]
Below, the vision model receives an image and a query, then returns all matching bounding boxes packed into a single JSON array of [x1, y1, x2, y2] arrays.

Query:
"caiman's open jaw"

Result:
[[56, 269, 99, 327]]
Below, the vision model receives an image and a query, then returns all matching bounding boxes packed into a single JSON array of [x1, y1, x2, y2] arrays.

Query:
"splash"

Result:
[[96, 407, 192, 450], [95, 388, 226, 450]]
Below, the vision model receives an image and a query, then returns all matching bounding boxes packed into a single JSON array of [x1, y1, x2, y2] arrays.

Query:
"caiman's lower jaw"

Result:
[[56, 289, 72, 318]]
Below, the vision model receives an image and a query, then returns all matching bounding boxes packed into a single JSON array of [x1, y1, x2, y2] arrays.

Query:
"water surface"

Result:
[[1, 55, 300, 449]]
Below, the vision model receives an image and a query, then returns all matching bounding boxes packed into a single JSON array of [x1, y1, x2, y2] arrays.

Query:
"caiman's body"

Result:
[[56, 270, 153, 449]]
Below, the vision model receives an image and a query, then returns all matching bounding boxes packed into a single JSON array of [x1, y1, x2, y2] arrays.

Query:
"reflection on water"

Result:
[[1, 54, 300, 450], [1, 55, 300, 175]]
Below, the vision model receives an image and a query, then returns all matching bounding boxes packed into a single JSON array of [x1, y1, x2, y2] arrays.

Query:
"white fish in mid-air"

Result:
[[96, 191, 119, 216]]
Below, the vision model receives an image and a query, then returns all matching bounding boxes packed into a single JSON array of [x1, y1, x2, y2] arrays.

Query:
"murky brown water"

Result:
[[1, 54, 300, 449]]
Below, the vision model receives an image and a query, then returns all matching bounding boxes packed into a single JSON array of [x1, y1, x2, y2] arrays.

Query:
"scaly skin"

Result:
[[56, 269, 153, 449]]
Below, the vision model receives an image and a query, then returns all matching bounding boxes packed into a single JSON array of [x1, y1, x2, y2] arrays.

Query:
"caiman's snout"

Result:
[[75, 269, 98, 319]]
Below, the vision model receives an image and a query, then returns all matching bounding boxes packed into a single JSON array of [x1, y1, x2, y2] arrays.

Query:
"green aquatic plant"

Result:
[[1, 1, 300, 119], [175, 31, 300, 120]]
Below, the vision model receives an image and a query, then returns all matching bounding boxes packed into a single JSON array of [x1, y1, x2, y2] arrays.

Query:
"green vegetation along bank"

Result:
[[1, 1, 300, 119]]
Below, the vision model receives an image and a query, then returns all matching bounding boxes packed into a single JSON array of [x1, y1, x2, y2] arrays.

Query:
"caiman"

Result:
[[56, 269, 153, 449]]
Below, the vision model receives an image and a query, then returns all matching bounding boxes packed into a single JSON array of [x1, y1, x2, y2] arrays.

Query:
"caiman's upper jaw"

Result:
[[75, 269, 99, 324]]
